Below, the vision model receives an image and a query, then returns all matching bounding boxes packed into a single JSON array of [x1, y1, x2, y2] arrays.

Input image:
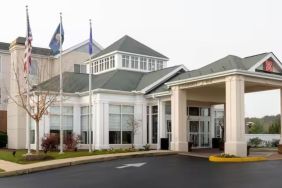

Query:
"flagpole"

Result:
[[26, 5, 31, 155], [59, 12, 64, 154], [88, 19, 93, 152]]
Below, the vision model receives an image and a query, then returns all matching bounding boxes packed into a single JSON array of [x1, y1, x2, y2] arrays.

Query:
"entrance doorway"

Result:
[[187, 106, 211, 148], [188, 121, 210, 148]]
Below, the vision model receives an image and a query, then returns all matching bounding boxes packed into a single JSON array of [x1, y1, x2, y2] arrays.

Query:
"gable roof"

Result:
[[148, 52, 276, 95], [0, 42, 9, 51], [92, 35, 168, 59], [54, 39, 103, 58], [36, 66, 182, 94], [168, 52, 273, 82]]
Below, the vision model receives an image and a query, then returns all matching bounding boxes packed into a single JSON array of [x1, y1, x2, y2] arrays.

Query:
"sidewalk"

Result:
[[0, 150, 176, 177]]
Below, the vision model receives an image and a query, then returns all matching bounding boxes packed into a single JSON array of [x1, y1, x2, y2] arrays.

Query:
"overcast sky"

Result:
[[2, 0, 281, 117]]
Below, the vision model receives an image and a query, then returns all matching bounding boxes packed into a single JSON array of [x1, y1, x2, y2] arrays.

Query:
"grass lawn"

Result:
[[0, 169, 4, 172], [0, 149, 139, 164]]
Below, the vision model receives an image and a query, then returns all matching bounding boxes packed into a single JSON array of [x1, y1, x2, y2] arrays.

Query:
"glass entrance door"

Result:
[[188, 120, 210, 148]]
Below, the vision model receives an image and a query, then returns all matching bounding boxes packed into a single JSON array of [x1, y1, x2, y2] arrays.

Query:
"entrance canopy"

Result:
[[148, 52, 282, 157]]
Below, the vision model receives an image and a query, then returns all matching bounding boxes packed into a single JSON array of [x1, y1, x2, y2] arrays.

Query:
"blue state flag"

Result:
[[89, 23, 93, 55], [49, 23, 64, 55]]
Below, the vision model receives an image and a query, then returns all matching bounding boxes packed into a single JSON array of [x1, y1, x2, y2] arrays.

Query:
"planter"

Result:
[[188, 142, 193, 152], [278, 144, 282, 154], [219, 141, 224, 151]]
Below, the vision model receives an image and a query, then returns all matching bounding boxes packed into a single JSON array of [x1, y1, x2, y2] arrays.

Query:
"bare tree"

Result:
[[7, 60, 57, 155], [127, 117, 141, 149]]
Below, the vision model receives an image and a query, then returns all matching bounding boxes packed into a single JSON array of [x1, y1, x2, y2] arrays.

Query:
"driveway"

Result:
[[0, 155, 282, 188]]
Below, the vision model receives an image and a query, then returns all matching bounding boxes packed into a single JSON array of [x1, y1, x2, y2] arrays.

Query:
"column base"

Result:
[[170, 141, 188, 152], [225, 141, 247, 157]]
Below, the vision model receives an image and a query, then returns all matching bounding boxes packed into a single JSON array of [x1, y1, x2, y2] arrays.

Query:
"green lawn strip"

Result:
[[0, 168, 4, 172], [0, 149, 137, 164]]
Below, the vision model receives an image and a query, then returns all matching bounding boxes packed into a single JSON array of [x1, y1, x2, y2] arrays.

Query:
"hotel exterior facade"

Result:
[[6, 35, 282, 157]]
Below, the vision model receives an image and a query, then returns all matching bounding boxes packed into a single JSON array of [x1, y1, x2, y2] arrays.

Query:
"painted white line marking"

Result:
[[116, 162, 146, 169]]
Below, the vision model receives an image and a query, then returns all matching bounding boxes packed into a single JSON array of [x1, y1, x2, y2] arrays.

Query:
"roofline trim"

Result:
[[54, 39, 104, 58], [140, 65, 187, 93], [116, 51, 169, 60], [91, 50, 169, 62], [166, 69, 282, 87], [248, 52, 282, 72], [145, 91, 171, 98], [79, 88, 135, 96]]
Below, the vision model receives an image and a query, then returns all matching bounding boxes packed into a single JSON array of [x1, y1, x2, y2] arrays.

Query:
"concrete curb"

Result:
[[0, 151, 177, 177]]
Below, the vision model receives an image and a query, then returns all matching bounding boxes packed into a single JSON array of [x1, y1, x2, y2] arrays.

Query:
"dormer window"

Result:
[[110, 56, 115, 68], [131, 56, 139, 69], [89, 36, 168, 74], [140, 57, 147, 70], [122, 55, 130, 68]]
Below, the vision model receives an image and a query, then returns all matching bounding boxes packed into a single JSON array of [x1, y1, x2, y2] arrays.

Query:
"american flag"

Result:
[[24, 6, 32, 74]]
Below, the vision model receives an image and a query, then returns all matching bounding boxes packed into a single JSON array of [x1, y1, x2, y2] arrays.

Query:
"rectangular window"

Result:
[[94, 61, 98, 73], [80, 106, 93, 144], [140, 57, 147, 70], [30, 130, 35, 144], [157, 60, 163, 70], [148, 59, 152, 70], [110, 56, 115, 68], [105, 58, 109, 70], [131, 56, 138, 69], [30, 59, 38, 75], [99, 59, 104, 71], [152, 106, 158, 144], [189, 107, 199, 116], [122, 55, 129, 68], [109, 104, 134, 144], [151, 59, 155, 71], [80, 65, 87, 73], [50, 106, 73, 130]]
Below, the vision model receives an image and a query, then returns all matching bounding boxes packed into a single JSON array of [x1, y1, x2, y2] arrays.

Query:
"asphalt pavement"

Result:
[[0, 155, 282, 188]]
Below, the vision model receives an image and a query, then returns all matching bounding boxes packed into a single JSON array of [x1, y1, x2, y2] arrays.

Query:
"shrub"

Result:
[[248, 137, 263, 147], [219, 153, 238, 158], [41, 134, 59, 152], [0, 132, 8, 148], [64, 134, 80, 151], [271, 139, 280, 147], [143, 144, 150, 151]]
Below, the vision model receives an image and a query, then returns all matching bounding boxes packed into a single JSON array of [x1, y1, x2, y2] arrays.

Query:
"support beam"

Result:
[[170, 86, 187, 151], [225, 76, 247, 157]]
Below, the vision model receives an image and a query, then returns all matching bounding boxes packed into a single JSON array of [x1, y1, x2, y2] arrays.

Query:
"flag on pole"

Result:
[[49, 23, 64, 55], [89, 20, 93, 55], [24, 6, 33, 74]]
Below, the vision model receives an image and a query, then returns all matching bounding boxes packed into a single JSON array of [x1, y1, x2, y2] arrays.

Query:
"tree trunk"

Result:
[[36, 120, 40, 155]]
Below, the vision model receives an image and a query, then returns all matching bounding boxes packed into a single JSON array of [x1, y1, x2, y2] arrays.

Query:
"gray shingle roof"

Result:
[[36, 66, 181, 93], [169, 52, 271, 82], [92, 35, 168, 59], [148, 52, 271, 95], [0, 42, 9, 51]]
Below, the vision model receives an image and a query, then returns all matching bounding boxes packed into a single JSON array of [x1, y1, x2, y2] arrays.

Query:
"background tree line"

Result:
[[246, 115, 280, 134]]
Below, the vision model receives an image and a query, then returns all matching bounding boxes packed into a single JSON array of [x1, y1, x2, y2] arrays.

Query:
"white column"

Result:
[[279, 89, 282, 144], [170, 86, 188, 151], [225, 76, 247, 157], [103, 102, 109, 149], [95, 99, 104, 149]]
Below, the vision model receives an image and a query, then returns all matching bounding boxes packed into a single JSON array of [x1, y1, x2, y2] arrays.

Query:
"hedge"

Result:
[[0, 132, 7, 148]]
